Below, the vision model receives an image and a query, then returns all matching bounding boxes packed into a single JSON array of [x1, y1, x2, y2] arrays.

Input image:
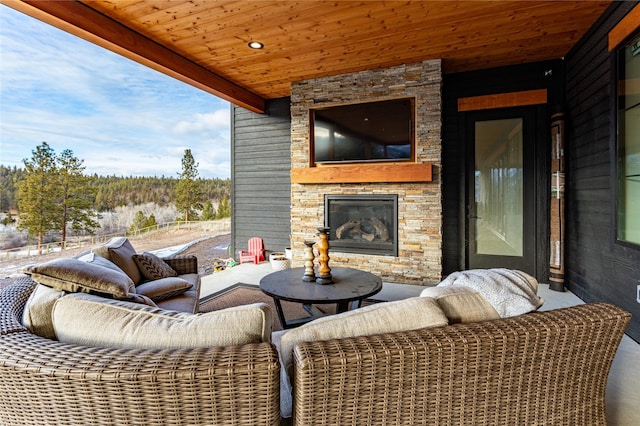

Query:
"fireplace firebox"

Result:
[[325, 194, 398, 256]]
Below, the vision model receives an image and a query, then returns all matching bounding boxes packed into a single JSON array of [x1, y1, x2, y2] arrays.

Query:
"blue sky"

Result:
[[0, 5, 231, 179]]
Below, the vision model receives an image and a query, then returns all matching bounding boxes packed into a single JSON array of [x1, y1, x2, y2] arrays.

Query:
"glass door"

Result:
[[467, 108, 536, 273]]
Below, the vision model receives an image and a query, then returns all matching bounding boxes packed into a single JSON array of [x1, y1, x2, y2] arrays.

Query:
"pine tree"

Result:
[[5, 164, 231, 217], [57, 149, 99, 245], [17, 142, 60, 253], [216, 195, 231, 219], [146, 213, 157, 229], [175, 149, 204, 221], [201, 200, 215, 220], [129, 210, 148, 233]]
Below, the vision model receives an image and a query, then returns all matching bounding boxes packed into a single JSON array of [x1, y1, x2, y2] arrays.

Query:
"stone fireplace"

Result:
[[290, 60, 442, 285], [325, 194, 398, 257]]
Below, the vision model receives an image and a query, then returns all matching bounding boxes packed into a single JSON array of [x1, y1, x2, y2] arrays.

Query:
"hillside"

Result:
[[0, 227, 231, 280], [0, 165, 230, 213]]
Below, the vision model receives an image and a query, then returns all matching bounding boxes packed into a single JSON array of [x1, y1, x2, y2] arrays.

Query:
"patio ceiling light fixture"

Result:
[[248, 41, 264, 49]]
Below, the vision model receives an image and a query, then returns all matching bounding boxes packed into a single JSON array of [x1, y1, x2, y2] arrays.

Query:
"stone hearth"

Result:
[[290, 60, 442, 285]]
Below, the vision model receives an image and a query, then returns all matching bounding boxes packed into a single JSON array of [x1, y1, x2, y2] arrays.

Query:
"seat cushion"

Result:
[[155, 273, 200, 313], [52, 293, 273, 349]]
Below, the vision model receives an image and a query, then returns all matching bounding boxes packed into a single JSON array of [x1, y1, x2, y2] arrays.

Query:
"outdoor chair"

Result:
[[238, 237, 265, 264]]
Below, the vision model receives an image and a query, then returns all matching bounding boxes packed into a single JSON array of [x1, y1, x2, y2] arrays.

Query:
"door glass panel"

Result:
[[616, 30, 640, 245], [475, 118, 523, 256]]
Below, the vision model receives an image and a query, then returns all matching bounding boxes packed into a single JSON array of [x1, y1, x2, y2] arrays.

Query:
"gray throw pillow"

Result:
[[93, 237, 143, 284], [77, 252, 125, 274], [24, 257, 134, 299], [135, 277, 192, 302], [132, 252, 178, 281]]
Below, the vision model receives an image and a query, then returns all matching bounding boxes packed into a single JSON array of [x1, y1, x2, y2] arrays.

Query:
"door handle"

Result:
[[466, 206, 480, 220]]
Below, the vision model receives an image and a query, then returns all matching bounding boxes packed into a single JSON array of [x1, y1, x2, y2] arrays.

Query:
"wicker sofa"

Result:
[[291, 301, 630, 425], [0, 278, 631, 425], [0, 278, 281, 426]]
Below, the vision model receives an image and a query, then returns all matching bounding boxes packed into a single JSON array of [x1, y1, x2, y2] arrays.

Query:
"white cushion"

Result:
[[278, 297, 448, 418], [436, 268, 543, 317], [52, 293, 273, 349]]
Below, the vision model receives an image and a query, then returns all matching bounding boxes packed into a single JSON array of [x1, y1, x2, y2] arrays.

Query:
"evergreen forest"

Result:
[[0, 165, 230, 213], [0, 144, 230, 251]]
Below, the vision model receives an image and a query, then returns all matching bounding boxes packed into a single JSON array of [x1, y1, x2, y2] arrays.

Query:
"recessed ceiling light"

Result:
[[248, 41, 264, 49]]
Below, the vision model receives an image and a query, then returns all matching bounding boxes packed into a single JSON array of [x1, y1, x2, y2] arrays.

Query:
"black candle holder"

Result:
[[302, 240, 316, 282]]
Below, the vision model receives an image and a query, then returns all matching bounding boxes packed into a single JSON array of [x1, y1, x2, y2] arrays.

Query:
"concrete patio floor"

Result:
[[201, 262, 639, 426]]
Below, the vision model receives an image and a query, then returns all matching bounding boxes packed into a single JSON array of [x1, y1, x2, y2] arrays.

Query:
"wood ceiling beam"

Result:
[[3, 0, 265, 113]]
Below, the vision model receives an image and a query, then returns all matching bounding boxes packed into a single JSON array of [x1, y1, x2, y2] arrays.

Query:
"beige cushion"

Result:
[[277, 297, 447, 417], [24, 258, 135, 298], [419, 286, 500, 323], [136, 277, 192, 302], [52, 293, 273, 349], [281, 297, 447, 371], [93, 237, 142, 284], [132, 252, 177, 281], [22, 284, 65, 339]]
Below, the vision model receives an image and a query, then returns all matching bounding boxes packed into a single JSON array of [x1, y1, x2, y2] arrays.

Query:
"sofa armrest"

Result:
[[292, 303, 630, 426], [163, 255, 198, 275], [0, 277, 35, 335]]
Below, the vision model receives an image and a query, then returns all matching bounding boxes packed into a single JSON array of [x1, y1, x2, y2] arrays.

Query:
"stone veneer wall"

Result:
[[290, 60, 443, 285]]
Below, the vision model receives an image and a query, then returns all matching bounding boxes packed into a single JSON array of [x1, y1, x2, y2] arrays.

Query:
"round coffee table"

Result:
[[259, 267, 382, 329]]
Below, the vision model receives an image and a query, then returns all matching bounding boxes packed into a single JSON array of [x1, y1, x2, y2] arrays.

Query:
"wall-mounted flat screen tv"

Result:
[[311, 98, 415, 164]]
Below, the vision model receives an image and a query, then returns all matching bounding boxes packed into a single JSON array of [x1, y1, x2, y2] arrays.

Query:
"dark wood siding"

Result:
[[564, 1, 640, 342], [231, 97, 291, 256], [442, 60, 562, 281]]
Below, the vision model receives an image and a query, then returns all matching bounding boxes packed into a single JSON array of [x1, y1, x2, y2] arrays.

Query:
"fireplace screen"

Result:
[[325, 194, 398, 256]]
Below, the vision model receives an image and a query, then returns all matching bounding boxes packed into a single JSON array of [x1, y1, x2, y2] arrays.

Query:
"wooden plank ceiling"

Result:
[[5, 1, 611, 113]]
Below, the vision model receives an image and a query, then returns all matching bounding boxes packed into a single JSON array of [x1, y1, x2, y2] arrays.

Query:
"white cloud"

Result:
[[174, 110, 230, 135], [0, 5, 232, 179]]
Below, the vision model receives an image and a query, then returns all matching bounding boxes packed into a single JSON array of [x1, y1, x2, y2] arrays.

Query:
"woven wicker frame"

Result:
[[0, 276, 630, 426], [292, 302, 630, 425], [162, 255, 198, 275], [0, 279, 281, 426]]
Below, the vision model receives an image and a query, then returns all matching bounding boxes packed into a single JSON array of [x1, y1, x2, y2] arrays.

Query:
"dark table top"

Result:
[[259, 267, 382, 305]]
